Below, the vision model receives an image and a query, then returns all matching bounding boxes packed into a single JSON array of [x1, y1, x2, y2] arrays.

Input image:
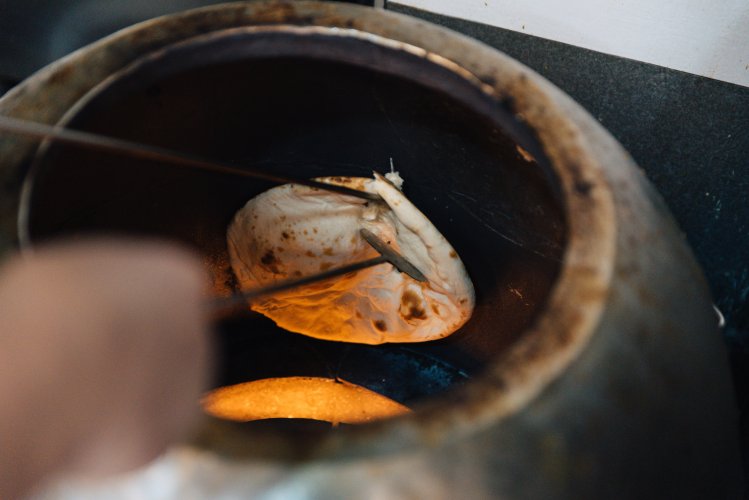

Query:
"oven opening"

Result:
[[20, 29, 567, 439]]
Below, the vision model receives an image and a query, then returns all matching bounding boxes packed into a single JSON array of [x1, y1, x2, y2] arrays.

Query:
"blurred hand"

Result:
[[0, 240, 212, 498]]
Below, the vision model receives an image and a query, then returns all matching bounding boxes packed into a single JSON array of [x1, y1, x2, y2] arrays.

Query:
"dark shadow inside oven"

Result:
[[22, 32, 566, 427]]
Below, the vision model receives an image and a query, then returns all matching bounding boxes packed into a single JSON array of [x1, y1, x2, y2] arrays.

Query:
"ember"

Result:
[[202, 377, 411, 424]]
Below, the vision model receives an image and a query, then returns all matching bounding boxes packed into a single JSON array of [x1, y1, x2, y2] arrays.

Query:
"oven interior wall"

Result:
[[26, 55, 565, 407]]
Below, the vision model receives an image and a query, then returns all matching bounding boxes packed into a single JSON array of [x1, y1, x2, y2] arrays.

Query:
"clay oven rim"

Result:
[[2, 2, 617, 458]]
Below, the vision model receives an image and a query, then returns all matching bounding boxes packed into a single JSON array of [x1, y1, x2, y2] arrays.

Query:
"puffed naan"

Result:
[[227, 172, 474, 344]]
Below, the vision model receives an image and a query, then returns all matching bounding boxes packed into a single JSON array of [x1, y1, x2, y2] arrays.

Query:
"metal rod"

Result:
[[0, 115, 381, 201], [360, 228, 427, 282], [213, 255, 388, 315], [213, 230, 428, 317]]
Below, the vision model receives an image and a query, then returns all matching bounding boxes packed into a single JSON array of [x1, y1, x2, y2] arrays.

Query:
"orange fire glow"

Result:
[[202, 377, 411, 424]]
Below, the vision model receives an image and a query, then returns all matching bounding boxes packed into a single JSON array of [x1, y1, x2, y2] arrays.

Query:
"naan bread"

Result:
[[227, 172, 474, 344]]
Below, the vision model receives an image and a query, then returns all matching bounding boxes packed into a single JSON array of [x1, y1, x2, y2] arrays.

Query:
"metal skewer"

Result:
[[0, 115, 381, 201], [0, 116, 427, 316], [213, 229, 427, 317]]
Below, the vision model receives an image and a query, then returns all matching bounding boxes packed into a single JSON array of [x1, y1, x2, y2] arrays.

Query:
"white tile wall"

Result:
[[392, 0, 749, 87]]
